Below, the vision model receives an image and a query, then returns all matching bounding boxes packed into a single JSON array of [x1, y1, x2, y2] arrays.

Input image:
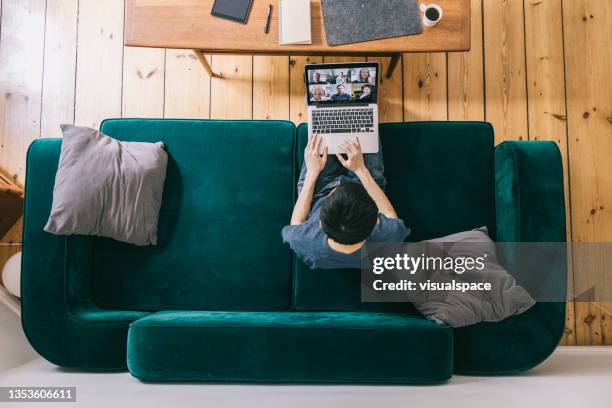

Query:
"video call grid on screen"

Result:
[[305, 62, 379, 105]]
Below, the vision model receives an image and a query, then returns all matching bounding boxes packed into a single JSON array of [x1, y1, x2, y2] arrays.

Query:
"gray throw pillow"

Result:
[[44, 124, 168, 246], [412, 227, 535, 327]]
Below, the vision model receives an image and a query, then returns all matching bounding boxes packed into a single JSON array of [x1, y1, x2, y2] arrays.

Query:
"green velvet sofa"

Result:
[[21, 119, 566, 383]]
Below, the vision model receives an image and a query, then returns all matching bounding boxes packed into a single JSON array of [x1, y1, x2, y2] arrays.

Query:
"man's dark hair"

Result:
[[320, 182, 378, 245]]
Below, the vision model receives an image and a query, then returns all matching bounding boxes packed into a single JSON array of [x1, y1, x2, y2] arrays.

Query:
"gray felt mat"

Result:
[[321, 0, 422, 46]]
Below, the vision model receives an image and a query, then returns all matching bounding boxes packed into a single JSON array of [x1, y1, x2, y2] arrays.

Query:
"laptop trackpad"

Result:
[[320, 134, 379, 155]]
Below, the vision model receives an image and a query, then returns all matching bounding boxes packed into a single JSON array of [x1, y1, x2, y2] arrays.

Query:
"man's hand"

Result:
[[305, 134, 328, 175], [336, 137, 367, 175], [337, 137, 399, 219], [289, 134, 327, 225]]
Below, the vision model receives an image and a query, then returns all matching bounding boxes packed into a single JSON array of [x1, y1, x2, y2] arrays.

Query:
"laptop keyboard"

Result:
[[311, 107, 375, 134]]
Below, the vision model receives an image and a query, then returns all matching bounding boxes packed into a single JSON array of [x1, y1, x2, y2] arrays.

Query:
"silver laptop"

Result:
[[305, 62, 380, 154]]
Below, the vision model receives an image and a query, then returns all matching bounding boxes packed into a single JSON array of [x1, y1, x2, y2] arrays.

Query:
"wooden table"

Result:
[[125, 0, 470, 79]]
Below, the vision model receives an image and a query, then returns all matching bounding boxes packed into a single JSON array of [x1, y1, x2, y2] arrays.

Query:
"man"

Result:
[[309, 86, 326, 102], [335, 72, 347, 84], [282, 135, 409, 269], [311, 72, 326, 84], [358, 85, 373, 101], [331, 85, 351, 102]]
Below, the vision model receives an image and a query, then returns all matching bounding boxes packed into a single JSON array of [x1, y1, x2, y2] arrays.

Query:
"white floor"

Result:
[[0, 347, 610, 408], [0, 304, 37, 372]]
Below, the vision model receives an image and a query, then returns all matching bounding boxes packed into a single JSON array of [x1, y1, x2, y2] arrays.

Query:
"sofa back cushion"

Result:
[[293, 122, 496, 311], [91, 119, 295, 311]]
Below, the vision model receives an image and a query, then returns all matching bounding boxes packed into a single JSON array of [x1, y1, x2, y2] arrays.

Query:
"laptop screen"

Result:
[[305, 62, 379, 106]]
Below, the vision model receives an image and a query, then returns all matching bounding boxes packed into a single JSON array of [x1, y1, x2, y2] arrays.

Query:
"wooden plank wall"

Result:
[[0, 0, 610, 345], [563, 0, 612, 345]]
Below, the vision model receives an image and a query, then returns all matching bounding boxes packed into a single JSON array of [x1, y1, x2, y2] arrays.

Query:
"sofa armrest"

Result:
[[452, 141, 567, 376], [495, 140, 567, 301], [495, 141, 566, 243], [21, 139, 146, 371]]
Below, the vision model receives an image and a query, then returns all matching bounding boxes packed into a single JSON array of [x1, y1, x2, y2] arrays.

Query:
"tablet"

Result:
[[211, 0, 254, 24]]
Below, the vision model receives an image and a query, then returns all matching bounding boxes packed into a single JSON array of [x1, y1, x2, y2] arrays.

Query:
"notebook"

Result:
[[279, 0, 312, 45], [321, 0, 422, 46]]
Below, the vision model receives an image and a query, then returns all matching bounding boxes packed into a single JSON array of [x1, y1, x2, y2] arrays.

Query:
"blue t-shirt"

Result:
[[331, 93, 352, 102], [281, 198, 410, 270]]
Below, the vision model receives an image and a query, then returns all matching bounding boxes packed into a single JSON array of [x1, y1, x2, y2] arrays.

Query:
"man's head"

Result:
[[336, 85, 345, 94], [362, 85, 372, 95], [320, 182, 378, 245], [312, 86, 324, 100], [314, 72, 320, 81]]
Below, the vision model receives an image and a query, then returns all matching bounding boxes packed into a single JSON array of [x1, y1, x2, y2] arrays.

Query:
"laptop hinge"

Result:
[[312, 102, 371, 109]]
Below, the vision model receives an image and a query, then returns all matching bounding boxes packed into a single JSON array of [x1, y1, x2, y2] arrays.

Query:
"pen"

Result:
[[264, 4, 272, 34]]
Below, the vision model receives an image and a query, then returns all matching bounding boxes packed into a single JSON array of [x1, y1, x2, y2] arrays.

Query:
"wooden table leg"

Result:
[[193, 50, 222, 79], [385, 54, 401, 79]]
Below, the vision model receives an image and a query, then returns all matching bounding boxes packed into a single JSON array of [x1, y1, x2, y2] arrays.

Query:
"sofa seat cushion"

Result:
[[90, 119, 296, 311], [127, 311, 453, 384], [293, 122, 496, 312]]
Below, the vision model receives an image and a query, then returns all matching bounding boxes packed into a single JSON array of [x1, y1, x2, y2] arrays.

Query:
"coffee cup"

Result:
[[420, 3, 443, 27]]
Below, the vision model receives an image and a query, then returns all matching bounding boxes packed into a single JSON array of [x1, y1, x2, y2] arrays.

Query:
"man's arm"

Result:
[[290, 172, 318, 225], [336, 138, 399, 219], [290, 134, 328, 225], [354, 166, 398, 219]]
